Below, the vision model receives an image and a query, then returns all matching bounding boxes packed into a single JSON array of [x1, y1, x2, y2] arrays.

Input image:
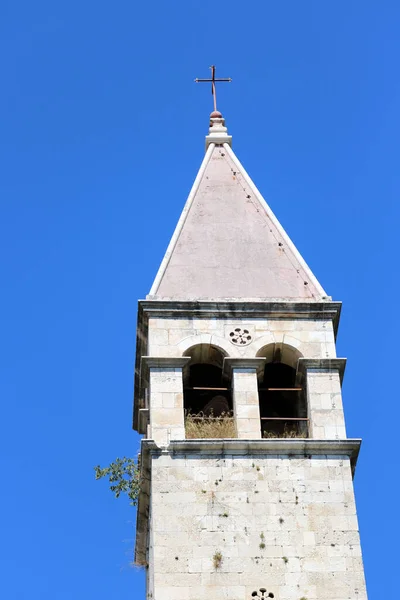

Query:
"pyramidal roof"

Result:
[[149, 112, 328, 302]]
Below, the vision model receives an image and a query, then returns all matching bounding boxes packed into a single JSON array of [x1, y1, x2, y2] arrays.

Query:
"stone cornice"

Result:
[[223, 357, 266, 378], [140, 356, 191, 381], [139, 300, 342, 334], [134, 437, 361, 566], [162, 438, 361, 462], [297, 358, 347, 384]]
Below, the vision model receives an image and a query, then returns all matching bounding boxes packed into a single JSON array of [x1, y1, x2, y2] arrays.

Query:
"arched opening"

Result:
[[183, 344, 235, 438], [257, 343, 308, 438]]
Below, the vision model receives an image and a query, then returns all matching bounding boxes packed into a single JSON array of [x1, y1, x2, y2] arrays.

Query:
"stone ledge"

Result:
[[138, 408, 149, 433], [159, 437, 360, 461], [223, 357, 266, 378], [139, 300, 342, 332], [140, 356, 191, 380], [297, 358, 347, 383]]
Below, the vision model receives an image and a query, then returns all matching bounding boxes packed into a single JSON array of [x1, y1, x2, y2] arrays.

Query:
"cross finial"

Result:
[[195, 65, 232, 113]]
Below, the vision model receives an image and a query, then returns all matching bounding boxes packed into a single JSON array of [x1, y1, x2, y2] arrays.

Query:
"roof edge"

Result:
[[223, 142, 328, 300], [149, 142, 216, 296]]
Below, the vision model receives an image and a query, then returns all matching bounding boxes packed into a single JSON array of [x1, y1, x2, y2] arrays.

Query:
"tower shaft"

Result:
[[133, 112, 368, 600]]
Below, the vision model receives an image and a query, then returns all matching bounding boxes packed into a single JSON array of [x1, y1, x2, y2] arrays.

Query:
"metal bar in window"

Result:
[[259, 387, 302, 391], [185, 387, 230, 391], [189, 415, 233, 421], [260, 417, 309, 421]]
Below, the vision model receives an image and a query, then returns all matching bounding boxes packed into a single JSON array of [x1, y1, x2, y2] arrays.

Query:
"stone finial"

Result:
[[205, 110, 232, 149]]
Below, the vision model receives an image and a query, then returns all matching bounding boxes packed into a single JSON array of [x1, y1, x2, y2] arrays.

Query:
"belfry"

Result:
[[133, 94, 368, 599]]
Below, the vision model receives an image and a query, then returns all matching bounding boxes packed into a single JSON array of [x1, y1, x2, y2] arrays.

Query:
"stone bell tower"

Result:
[[133, 110, 368, 600]]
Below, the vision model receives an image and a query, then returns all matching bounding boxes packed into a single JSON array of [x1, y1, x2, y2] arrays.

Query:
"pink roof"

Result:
[[150, 130, 327, 302]]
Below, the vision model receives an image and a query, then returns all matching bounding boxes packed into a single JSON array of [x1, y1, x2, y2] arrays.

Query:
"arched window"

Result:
[[182, 344, 234, 438], [257, 343, 308, 438]]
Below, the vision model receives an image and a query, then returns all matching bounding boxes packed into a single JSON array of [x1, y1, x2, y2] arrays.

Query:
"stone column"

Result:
[[141, 357, 190, 446], [223, 358, 265, 440], [298, 358, 347, 440]]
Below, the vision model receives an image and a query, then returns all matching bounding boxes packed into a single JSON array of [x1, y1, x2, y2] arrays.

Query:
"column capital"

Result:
[[297, 358, 346, 384], [223, 357, 266, 379], [140, 356, 191, 380]]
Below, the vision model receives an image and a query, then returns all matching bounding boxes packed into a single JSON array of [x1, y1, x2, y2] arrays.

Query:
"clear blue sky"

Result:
[[0, 1, 398, 598]]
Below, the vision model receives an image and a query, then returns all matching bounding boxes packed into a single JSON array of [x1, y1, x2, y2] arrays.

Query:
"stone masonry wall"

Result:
[[146, 317, 347, 441], [306, 370, 347, 440], [232, 369, 261, 439], [148, 452, 367, 600], [149, 368, 185, 446], [147, 317, 336, 360]]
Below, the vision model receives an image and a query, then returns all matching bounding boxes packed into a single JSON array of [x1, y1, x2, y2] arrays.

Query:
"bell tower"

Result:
[[133, 110, 368, 600]]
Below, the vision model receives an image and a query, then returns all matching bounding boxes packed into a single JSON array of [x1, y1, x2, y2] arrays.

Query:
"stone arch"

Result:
[[255, 332, 324, 360], [183, 343, 228, 368], [256, 342, 307, 438], [256, 341, 303, 369], [181, 341, 233, 420], [177, 333, 238, 359], [250, 332, 275, 358]]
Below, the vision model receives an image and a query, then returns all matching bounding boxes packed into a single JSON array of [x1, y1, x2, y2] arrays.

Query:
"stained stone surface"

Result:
[[136, 308, 368, 599], [146, 451, 367, 600]]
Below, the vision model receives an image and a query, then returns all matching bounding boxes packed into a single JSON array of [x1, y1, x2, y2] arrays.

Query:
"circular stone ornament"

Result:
[[229, 327, 252, 346]]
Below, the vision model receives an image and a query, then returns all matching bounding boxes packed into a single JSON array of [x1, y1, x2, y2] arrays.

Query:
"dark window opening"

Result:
[[183, 344, 235, 439], [259, 361, 308, 438], [184, 362, 232, 416]]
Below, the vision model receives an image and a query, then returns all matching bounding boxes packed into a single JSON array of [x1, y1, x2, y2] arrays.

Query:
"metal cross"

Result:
[[195, 65, 232, 113]]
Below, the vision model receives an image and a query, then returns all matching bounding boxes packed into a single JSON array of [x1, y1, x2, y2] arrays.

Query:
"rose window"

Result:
[[229, 328, 252, 346]]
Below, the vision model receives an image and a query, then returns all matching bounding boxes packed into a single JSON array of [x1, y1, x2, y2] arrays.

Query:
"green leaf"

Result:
[[94, 456, 140, 506]]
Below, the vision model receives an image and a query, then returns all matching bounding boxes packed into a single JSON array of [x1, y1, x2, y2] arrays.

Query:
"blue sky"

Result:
[[0, 1, 399, 598]]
